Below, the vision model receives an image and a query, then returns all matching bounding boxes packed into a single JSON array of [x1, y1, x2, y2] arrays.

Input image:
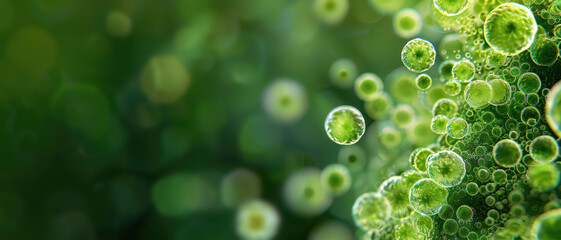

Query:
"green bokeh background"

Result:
[[0, 0, 442, 239]]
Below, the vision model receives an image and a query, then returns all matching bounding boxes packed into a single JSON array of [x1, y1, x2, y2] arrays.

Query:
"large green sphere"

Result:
[[379, 176, 414, 218], [446, 117, 469, 139], [354, 72, 384, 101], [493, 139, 522, 167], [352, 192, 390, 231], [531, 37, 559, 66], [464, 80, 493, 109], [489, 79, 511, 105], [517, 72, 541, 94], [409, 179, 448, 216], [427, 150, 466, 187], [325, 106, 366, 145], [527, 162, 560, 192], [401, 38, 436, 73], [530, 135, 559, 163], [432, 98, 458, 118], [484, 3, 537, 56], [532, 209, 561, 240]]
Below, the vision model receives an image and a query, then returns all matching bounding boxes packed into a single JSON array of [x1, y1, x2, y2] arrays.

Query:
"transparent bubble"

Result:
[[493, 139, 522, 168], [530, 135, 559, 163], [427, 150, 466, 187], [484, 3, 537, 55], [434, 0, 469, 16], [325, 106, 366, 145], [401, 38, 436, 73], [393, 8, 422, 39], [321, 164, 352, 195], [352, 192, 390, 230], [354, 72, 384, 101], [464, 80, 492, 108], [409, 179, 448, 216], [236, 200, 280, 240]]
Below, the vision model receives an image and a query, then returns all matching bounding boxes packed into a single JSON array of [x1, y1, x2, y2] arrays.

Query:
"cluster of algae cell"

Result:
[[323, 0, 561, 239]]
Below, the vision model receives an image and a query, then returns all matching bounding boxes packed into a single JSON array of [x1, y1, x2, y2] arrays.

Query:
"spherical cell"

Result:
[[379, 176, 414, 218], [487, 51, 506, 68], [329, 58, 358, 88], [415, 215, 433, 234], [493, 139, 522, 167], [378, 126, 403, 147], [489, 79, 511, 105], [393, 8, 422, 39], [492, 169, 507, 185], [466, 182, 479, 196], [444, 80, 461, 96], [517, 72, 541, 94], [531, 37, 558, 66], [508, 190, 524, 205], [391, 104, 415, 128], [416, 74, 432, 90], [141, 56, 190, 104], [530, 135, 559, 163], [443, 219, 459, 235], [452, 60, 475, 82], [464, 80, 493, 109], [438, 204, 454, 219], [484, 3, 537, 55], [236, 200, 280, 240], [427, 150, 466, 187], [354, 72, 384, 101], [365, 93, 393, 120], [446, 117, 469, 139], [432, 98, 458, 118], [439, 60, 456, 80], [401, 38, 436, 73], [321, 164, 351, 195], [547, 81, 561, 137], [313, 0, 349, 25], [521, 106, 540, 126], [325, 105, 366, 145], [283, 168, 332, 216], [434, 0, 469, 16], [263, 79, 307, 123], [221, 168, 261, 208], [409, 179, 448, 216], [431, 115, 450, 135], [352, 192, 390, 231], [532, 208, 561, 240], [409, 148, 434, 173], [338, 145, 367, 172], [388, 69, 418, 103], [527, 162, 560, 192]]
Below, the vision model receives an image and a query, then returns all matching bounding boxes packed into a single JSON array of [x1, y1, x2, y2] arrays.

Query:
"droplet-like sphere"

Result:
[[236, 200, 280, 240], [444, 81, 461, 96], [465, 80, 493, 108], [352, 192, 390, 231], [409, 179, 448, 216], [355, 73, 384, 101], [393, 8, 422, 39], [484, 3, 537, 55], [427, 150, 466, 187], [531, 37, 559, 66], [365, 93, 393, 120], [493, 139, 522, 167], [432, 98, 458, 118], [527, 162, 560, 192], [401, 38, 436, 73], [546, 81, 561, 137], [434, 0, 469, 16], [446, 117, 469, 139], [263, 79, 308, 123], [416, 74, 432, 90], [452, 60, 475, 82], [379, 176, 414, 218], [489, 79, 511, 105], [410, 148, 434, 173], [329, 58, 358, 88], [431, 115, 449, 134], [283, 168, 332, 216], [325, 106, 366, 145], [532, 208, 561, 240], [313, 0, 349, 25], [321, 164, 352, 195], [517, 72, 541, 94], [530, 135, 559, 163], [443, 219, 459, 235]]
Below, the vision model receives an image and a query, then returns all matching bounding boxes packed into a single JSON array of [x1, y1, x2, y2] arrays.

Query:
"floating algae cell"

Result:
[[352, 192, 390, 230], [432, 98, 458, 118], [433, 0, 470, 16], [517, 72, 541, 94], [313, 0, 349, 25], [364, 92, 393, 120], [320, 164, 351, 195], [329, 58, 358, 88], [546, 80, 561, 137], [409, 148, 434, 173], [236, 200, 280, 240], [527, 162, 560, 192], [263, 79, 307, 123], [427, 150, 466, 187], [401, 38, 436, 73], [452, 59, 475, 83], [431, 115, 449, 135], [464, 80, 492, 109], [484, 3, 537, 55], [530, 135, 559, 163], [354, 72, 383, 101], [415, 73, 432, 90], [283, 168, 332, 217], [530, 37, 559, 66], [325, 106, 366, 145], [409, 179, 448, 216], [493, 139, 522, 168], [393, 8, 422, 39], [489, 78, 511, 105], [379, 176, 415, 219], [444, 80, 461, 96], [446, 117, 469, 139]]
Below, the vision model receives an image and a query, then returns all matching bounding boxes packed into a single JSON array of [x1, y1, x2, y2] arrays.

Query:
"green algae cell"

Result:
[[532, 208, 561, 240], [452, 60, 475, 82], [465, 80, 493, 109], [530, 37, 559, 66], [427, 150, 466, 187], [415, 215, 433, 234], [456, 205, 473, 221], [443, 219, 459, 235], [325, 105, 365, 145], [365, 92, 393, 120], [434, 0, 469, 16], [393, 8, 422, 39], [338, 145, 366, 172], [391, 104, 415, 128], [432, 98, 458, 118], [320, 164, 351, 195], [447, 117, 469, 139], [444, 80, 461, 96], [517, 72, 541, 94], [329, 58, 358, 88], [466, 182, 479, 196], [236, 200, 280, 240], [354, 72, 383, 101], [263, 79, 307, 123], [352, 192, 390, 230], [484, 3, 537, 56], [527, 162, 560, 192], [439, 60, 456, 80], [530, 135, 559, 163], [313, 0, 349, 25], [438, 204, 454, 219], [379, 176, 414, 218], [431, 115, 450, 135], [401, 38, 436, 73], [492, 169, 507, 185], [283, 168, 332, 217], [487, 51, 506, 68], [409, 179, 448, 216], [493, 139, 522, 168], [415, 74, 432, 90], [546, 80, 561, 138], [410, 148, 434, 173]]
